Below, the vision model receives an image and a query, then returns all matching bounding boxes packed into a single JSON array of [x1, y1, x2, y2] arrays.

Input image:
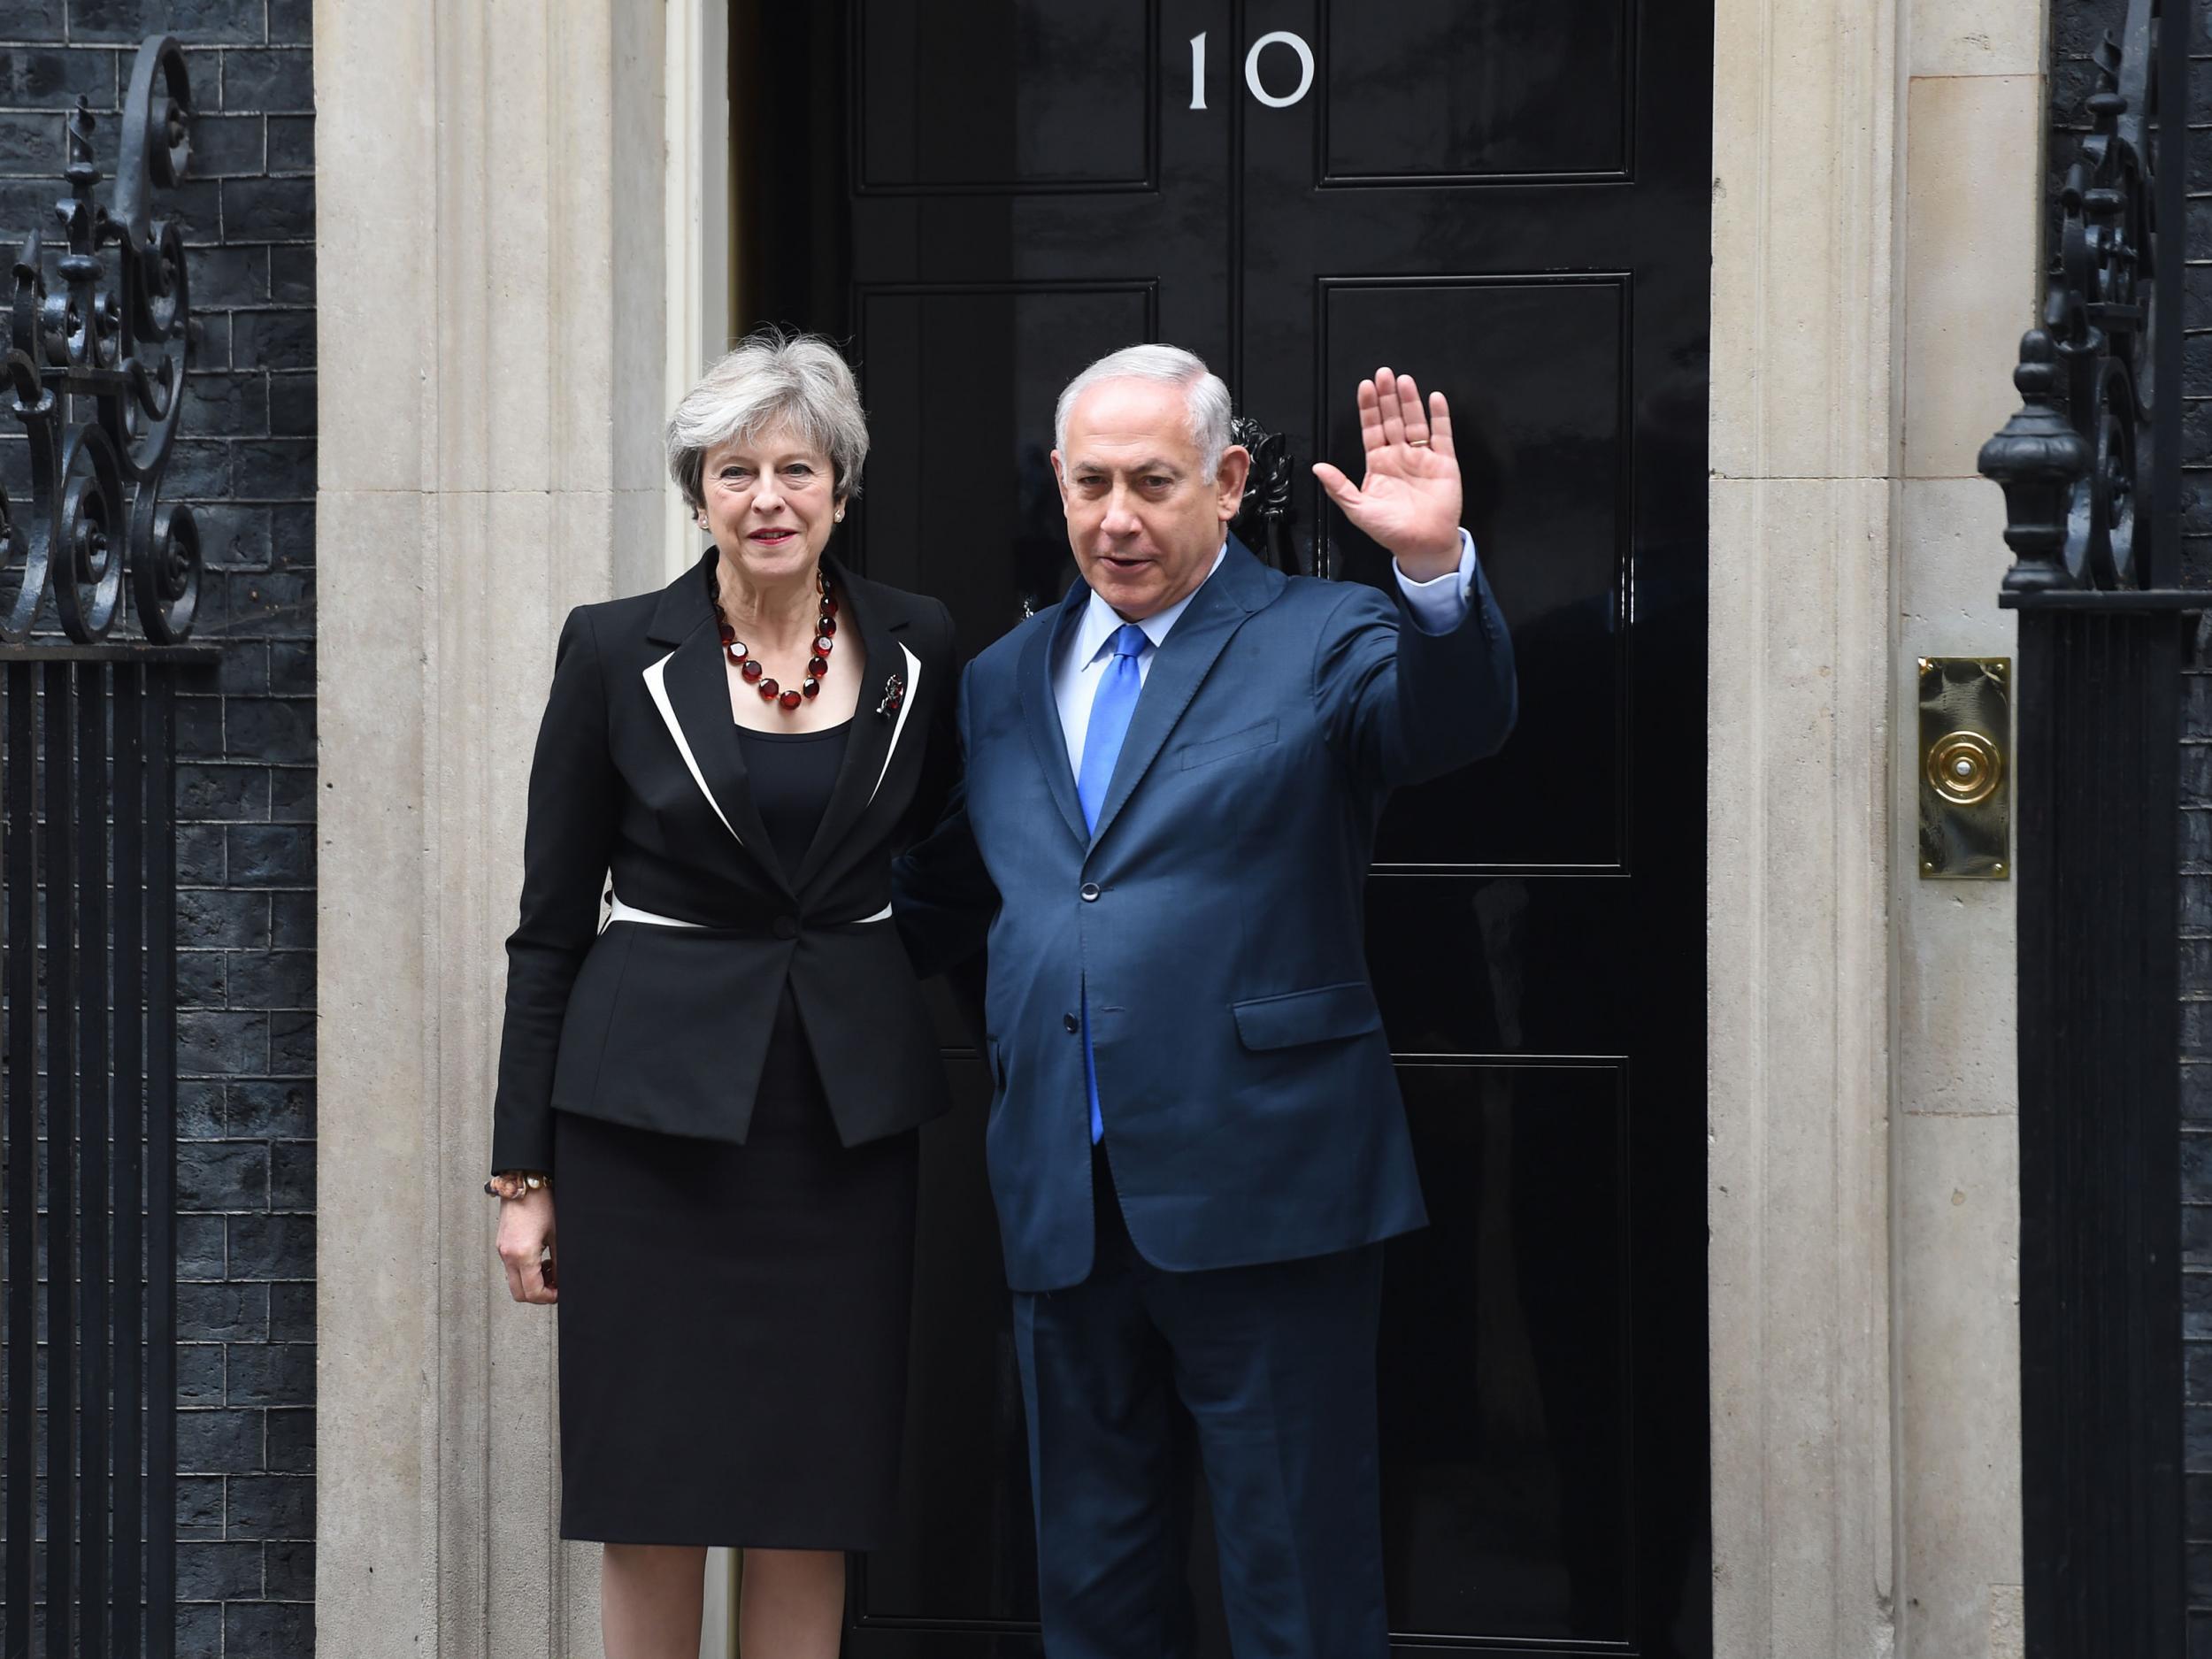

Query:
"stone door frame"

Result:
[[311, 0, 2040, 1651]]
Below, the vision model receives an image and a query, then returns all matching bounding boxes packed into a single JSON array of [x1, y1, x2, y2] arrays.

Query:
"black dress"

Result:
[[551, 716, 921, 1548]]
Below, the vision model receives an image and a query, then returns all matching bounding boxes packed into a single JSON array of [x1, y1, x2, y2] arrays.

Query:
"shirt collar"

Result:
[[1074, 543, 1228, 667]]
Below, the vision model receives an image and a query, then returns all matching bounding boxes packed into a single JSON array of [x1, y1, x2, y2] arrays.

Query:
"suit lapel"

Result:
[[1086, 539, 1275, 849], [791, 568, 904, 890], [1021, 596, 1090, 849], [655, 618, 790, 892]]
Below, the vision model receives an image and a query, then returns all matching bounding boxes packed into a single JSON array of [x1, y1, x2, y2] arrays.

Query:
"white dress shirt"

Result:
[[1054, 529, 1482, 775]]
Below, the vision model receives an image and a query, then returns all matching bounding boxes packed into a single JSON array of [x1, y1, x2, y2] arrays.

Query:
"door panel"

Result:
[[734, 2, 1711, 1652], [1316, 275, 1629, 870], [1317, 0, 1632, 181], [857, 0, 1156, 192], [1382, 1064, 1630, 1640]]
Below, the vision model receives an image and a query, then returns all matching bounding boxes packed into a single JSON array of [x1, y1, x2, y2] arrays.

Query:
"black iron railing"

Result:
[[2, 653, 204, 1659], [1978, 0, 2191, 1650], [1, 33, 211, 1656]]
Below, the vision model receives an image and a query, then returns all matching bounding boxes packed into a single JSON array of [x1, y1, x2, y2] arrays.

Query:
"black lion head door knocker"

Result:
[[1229, 414, 1303, 576]]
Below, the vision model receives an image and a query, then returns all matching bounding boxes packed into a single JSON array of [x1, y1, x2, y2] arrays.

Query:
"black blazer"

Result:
[[490, 548, 960, 1171]]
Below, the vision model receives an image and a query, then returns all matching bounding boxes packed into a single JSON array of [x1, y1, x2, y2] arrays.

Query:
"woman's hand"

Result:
[[496, 1187, 559, 1304]]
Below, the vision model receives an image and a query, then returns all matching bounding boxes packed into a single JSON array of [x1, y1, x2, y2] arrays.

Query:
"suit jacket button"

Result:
[[1064, 1013, 1079, 1033], [772, 915, 800, 939], [1079, 882, 1101, 902]]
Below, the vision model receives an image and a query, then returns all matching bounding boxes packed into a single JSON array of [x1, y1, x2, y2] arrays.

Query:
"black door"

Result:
[[736, 4, 1711, 1653]]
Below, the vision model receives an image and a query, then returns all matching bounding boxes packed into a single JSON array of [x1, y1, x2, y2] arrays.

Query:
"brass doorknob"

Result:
[[1927, 728, 2002, 807]]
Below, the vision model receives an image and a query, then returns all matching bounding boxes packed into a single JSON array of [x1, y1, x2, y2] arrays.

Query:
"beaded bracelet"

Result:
[[484, 1170, 551, 1200]]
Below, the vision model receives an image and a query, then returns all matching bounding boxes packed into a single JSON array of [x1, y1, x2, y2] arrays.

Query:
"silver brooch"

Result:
[[874, 673, 906, 718]]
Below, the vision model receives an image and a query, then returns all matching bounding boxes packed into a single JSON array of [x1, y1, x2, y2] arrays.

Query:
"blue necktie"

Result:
[[1077, 624, 1147, 1142]]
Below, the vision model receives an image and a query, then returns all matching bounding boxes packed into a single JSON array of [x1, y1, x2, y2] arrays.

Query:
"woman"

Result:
[[488, 328, 959, 1658]]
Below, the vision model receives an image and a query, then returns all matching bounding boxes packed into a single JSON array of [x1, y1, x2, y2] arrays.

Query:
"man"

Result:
[[896, 344, 1516, 1657]]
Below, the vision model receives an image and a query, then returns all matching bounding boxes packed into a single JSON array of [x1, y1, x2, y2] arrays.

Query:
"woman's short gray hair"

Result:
[[1053, 343, 1234, 476], [665, 327, 870, 511]]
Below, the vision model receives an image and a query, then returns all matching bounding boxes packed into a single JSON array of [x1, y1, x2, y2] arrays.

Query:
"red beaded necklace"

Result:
[[711, 566, 839, 714]]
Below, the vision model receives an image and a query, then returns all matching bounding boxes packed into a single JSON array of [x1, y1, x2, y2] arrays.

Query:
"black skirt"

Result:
[[552, 988, 919, 1548]]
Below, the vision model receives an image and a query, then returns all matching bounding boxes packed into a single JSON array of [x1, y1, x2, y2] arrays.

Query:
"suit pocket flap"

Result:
[[1232, 981, 1384, 1050], [1179, 719, 1279, 770]]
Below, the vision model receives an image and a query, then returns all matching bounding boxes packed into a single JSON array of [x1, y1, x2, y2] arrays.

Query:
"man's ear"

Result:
[[1050, 449, 1071, 503], [1215, 444, 1252, 521]]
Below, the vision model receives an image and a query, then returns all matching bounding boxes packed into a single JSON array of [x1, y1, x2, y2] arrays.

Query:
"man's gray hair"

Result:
[[665, 326, 870, 511], [1053, 343, 1234, 476]]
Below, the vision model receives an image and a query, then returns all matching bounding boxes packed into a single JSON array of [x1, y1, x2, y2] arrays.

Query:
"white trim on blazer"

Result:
[[642, 649, 742, 846], [638, 637, 916, 926], [867, 641, 924, 808], [604, 894, 893, 930], [647, 641, 923, 836]]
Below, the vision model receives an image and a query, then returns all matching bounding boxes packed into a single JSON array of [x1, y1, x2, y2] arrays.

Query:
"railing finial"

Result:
[[1980, 0, 2161, 603]]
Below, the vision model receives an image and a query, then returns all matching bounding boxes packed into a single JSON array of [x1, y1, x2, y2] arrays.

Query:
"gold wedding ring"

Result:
[[1407, 437, 1431, 447]]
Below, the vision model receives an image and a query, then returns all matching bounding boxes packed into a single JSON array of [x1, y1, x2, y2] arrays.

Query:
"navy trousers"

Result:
[[1011, 1148, 1390, 1659]]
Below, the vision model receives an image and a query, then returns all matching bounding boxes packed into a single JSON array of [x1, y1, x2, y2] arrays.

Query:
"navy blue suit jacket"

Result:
[[896, 536, 1516, 1293]]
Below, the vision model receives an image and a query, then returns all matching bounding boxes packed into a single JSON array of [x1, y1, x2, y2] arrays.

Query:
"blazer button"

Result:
[[1064, 1013, 1079, 1033], [1079, 882, 1101, 902], [772, 915, 800, 940]]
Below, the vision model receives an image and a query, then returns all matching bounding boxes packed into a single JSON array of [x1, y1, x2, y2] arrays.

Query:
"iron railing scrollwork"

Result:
[[0, 33, 204, 1656], [1978, 0, 2191, 1652], [1981, 0, 2184, 608], [2, 34, 201, 646]]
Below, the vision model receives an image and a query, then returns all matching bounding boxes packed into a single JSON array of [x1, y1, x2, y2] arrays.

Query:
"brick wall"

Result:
[[0, 2, 314, 1654]]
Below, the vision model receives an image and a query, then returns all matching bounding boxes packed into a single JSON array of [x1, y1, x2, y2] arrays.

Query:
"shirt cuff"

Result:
[[1392, 529, 1479, 634]]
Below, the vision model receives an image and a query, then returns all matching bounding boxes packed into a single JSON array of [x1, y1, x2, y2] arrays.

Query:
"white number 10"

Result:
[[1189, 30, 1315, 111]]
